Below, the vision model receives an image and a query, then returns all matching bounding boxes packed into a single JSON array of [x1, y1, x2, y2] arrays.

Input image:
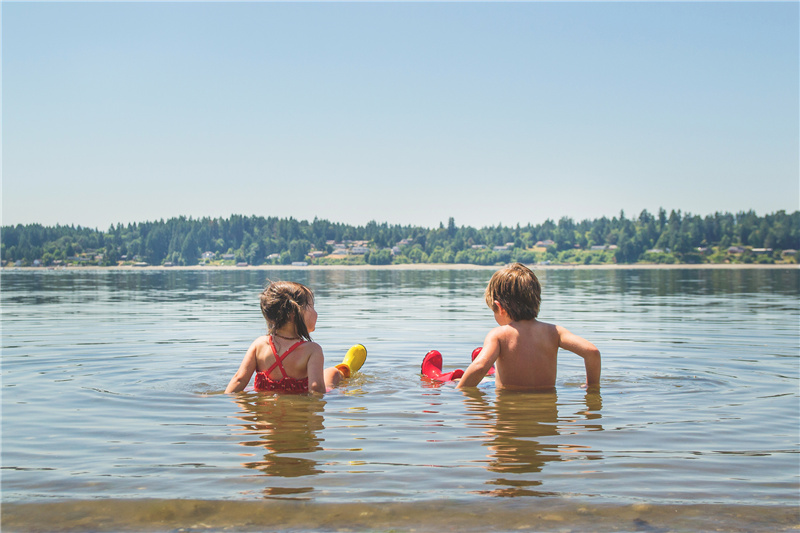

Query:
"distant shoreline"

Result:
[[3, 263, 797, 272]]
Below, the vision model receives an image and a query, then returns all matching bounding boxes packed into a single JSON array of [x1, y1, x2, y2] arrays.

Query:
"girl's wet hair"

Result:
[[484, 262, 541, 321], [260, 281, 314, 341]]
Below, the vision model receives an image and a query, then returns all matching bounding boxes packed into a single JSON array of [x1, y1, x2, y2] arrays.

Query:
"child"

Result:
[[452, 263, 600, 391], [225, 280, 366, 394]]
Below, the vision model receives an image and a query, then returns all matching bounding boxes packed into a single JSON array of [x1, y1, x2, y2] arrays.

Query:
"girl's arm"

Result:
[[225, 340, 259, 393], [457, 328, 501, 389], [306, 344, 327, 394], [556, 325, 601, 388]]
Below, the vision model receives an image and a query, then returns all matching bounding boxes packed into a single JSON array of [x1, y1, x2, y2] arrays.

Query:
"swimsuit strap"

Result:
[[266, 336, 306, 379]]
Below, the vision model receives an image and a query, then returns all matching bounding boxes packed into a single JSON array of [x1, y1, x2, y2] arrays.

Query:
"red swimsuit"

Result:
[[254, 337, 309, 393]]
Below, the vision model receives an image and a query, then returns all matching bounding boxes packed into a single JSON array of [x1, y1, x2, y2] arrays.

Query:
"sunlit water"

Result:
[[2, 267, 798, 532]]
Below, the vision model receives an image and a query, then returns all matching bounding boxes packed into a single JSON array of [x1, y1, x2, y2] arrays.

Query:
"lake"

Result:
[[2, 266, 798, 532]]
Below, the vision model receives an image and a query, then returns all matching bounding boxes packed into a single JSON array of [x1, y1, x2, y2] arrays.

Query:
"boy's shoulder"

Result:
[[501, 318, 556, 330], [494, 319, 558, 339], [488, 322, 532, 341]]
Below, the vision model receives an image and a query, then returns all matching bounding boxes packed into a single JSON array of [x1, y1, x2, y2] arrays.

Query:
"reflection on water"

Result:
[[233, 393, 327, 498], [463, 389, 604, 497]]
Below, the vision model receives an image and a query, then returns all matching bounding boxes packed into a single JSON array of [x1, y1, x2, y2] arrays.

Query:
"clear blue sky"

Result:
[[3, 1, 798, 230]]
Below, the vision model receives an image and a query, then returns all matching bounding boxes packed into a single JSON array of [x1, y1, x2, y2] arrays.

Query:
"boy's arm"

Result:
[[556, 325, 601, 388], [225, 340, 259, 393], [457, 329, 501, 389]]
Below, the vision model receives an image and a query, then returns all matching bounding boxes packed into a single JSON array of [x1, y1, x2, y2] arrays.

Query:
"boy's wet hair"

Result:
[[260, 280, 314, 341], [484, 263, 541, 321]]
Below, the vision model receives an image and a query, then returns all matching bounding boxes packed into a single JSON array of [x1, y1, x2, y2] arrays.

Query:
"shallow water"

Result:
[[2, 267, 798, 532]]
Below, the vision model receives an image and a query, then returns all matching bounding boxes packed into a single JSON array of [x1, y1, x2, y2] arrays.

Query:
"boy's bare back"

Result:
[[459, 319, 600, 390], [487, 320, 560, 390]]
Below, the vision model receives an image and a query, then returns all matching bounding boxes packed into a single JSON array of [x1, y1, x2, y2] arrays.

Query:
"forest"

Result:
[[1, 209, 798, 267]]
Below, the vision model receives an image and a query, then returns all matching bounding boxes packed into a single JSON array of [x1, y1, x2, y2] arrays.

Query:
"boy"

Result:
[[456, 263, 600, 391]]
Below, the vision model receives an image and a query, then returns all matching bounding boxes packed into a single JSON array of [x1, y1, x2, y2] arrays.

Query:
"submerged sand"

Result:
[[3, 498, 798, 532]]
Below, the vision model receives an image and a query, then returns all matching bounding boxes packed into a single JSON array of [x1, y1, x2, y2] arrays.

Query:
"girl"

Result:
[[225, 281, 366, 394]]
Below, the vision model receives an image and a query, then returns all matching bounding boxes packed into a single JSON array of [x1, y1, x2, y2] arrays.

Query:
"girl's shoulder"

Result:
[[249, 335, 271, 351], [300, 340, 323, 354], [289, 341, 323, 363]]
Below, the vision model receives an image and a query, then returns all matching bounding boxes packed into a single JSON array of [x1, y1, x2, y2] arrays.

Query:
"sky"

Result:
[[2, 1, 798, 231]]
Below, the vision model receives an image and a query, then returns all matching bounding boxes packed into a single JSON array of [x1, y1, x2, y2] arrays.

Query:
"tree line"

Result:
[[2, 209, 798, 267]]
